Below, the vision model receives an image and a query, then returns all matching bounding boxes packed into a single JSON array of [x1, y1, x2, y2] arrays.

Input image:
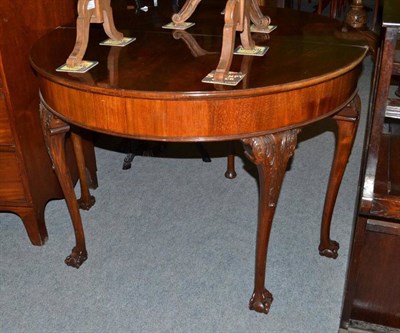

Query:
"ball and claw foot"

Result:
[[78, 195, 96, 210], [319, 240, 340, 259], [65, 247, 88, 268], [249, 288, 273, 314]]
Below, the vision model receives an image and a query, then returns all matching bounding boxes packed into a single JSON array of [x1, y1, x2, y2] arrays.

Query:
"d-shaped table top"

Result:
[[30, 6, 368, 141], [31, 6, 368, 98]]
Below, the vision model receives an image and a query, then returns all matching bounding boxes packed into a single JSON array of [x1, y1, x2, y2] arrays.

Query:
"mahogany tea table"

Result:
[[30, 7, 368, 314]]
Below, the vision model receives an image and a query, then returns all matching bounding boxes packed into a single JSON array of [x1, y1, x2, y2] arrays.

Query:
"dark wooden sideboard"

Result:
[[340, 0, 400, 331], [0, 1, 97, 245]]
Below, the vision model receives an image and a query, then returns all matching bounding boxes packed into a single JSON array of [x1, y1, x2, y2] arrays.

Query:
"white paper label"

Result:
[[87, 0, 95, 10]]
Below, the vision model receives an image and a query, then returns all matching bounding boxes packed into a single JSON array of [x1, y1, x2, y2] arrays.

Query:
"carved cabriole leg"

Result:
[[40, 103, 88, 268], [70, 132, 96, 210], [319, 94, 360, 259], [242, 129, 299, 314]]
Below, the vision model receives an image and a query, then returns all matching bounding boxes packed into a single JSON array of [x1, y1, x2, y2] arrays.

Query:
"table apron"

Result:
[[39, 67, 360, 141]]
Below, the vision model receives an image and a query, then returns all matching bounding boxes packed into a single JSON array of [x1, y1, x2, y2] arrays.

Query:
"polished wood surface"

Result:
[[32, 8, 367, 141], [31, 3, 368, 314], [0, 0, 97, 245], [170, 0, 270, 81]]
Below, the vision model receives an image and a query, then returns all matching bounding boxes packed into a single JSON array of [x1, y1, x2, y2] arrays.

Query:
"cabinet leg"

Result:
[[40, 103, 88, 268], [319, 95, 360, 259], [241, 129, 299, 314], [18, 208, 48, 246]]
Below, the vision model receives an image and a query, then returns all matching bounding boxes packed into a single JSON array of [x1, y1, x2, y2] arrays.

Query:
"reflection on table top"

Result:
[[30, 6, 368, 99]]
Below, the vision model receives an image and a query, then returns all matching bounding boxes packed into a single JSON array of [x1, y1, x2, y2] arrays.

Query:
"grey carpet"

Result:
[[1, 38, 374, 333]]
